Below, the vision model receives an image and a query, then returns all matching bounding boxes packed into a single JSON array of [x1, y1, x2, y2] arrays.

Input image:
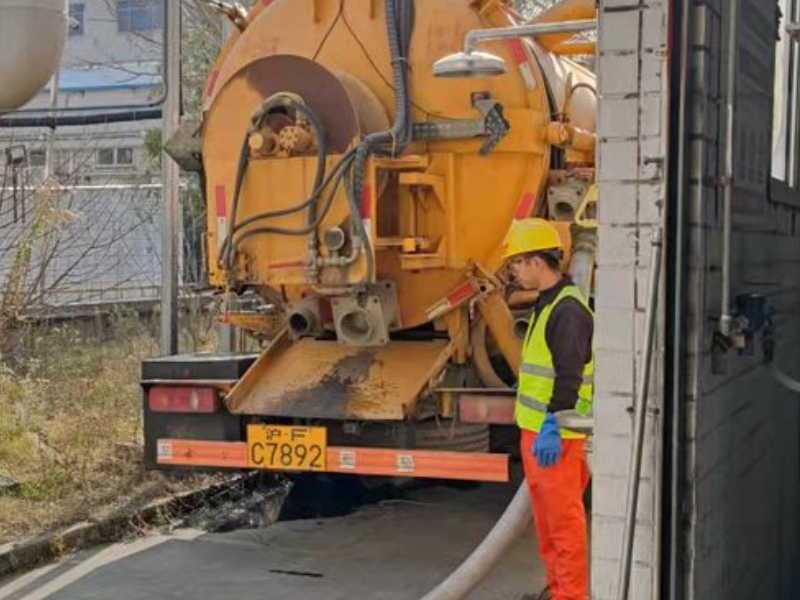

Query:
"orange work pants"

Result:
[[520, 428, 590, 600]]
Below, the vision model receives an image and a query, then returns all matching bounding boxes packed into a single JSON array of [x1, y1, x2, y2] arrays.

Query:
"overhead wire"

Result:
[[339, 1, 456, 121], [312, 0, 345, 61]]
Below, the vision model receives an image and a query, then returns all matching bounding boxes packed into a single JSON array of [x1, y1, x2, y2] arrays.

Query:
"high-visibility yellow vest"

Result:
[[515, 284, 594, 439]]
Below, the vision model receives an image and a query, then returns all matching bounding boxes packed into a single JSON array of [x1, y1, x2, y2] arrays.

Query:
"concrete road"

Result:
[[0, 481, 546, 600]]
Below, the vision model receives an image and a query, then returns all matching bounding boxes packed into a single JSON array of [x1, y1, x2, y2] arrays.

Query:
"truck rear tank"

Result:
[[146, 0, 598, 483]]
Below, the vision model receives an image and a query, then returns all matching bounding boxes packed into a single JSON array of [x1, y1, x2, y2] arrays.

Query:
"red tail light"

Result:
[[148, 386, 218, 413]]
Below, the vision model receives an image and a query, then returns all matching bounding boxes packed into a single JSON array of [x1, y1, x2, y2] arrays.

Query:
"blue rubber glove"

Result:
[[533, 413, 562, 468]]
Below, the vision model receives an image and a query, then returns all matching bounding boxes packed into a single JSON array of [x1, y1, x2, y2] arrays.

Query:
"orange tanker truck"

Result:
[[143, 0, 598, 484]]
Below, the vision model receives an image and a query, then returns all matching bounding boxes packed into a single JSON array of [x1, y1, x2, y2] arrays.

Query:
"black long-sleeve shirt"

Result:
[[527, 276, 594, 413]]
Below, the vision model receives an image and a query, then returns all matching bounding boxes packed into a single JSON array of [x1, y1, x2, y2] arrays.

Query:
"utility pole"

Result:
[[161, 0, 181, 355]]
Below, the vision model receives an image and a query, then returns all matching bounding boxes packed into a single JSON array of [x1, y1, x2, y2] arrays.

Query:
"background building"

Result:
[[0, 0, 165, 314]]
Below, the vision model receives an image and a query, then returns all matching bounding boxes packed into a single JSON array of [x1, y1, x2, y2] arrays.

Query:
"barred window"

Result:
[[117, 0, 163, 33]]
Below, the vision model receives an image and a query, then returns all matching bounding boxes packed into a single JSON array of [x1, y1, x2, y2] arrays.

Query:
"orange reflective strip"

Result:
[[156, 439, 509, 482], [157, 439, 248, 468], [326, 446, 508, 482]]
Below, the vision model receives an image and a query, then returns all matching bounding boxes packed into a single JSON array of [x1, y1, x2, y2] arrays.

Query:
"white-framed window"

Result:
[[28, 149, 46, 167], [97, 147, 135, 167], [117, 0, 163, 33], [69, 3, 85, 36], [97, 148, 115, 166], [116, 147, 134, 165], [774, 0, 800, 187]]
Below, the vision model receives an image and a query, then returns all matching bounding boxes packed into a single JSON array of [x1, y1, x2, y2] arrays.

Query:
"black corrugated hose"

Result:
[[220, 93, 330, 269], [348, 0, 415, 282]]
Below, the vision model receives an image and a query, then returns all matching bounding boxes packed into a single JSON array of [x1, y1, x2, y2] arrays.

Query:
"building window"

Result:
[[116, 148, 134, 165], [772, 0, 800, 205], [54, 149, 73, 176], [97, 147, 135, 167], [117, 0, 163, 33], [69, 4, 85, 36], [28, 149, 46, 167], [97, 148, 115, 166]]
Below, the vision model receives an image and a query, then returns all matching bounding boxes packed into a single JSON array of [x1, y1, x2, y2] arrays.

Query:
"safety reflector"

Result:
[[148, 387, 218, 413], [425, 280, 481, 320]]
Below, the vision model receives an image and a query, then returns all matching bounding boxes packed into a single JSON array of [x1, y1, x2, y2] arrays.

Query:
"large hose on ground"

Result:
[[419, 484, 531, 600]]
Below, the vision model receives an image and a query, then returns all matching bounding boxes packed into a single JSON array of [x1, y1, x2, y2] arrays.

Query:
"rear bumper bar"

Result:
[[157, 439, 509, 483]]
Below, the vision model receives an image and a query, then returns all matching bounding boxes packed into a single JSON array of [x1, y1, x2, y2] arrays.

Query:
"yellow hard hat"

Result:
[[501, 218, 563, 261]]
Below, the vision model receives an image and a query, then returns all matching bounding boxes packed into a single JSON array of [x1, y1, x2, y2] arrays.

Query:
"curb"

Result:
[[0, 472, 262, 578]]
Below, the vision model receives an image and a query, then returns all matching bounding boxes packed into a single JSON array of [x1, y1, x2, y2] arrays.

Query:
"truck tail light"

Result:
[[148, 386, 218, 413]]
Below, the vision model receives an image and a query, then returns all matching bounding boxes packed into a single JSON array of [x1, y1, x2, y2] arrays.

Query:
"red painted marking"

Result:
[[360, 184, 372, 219], [446, 282, 478, 307], [458, 395, 516, 425], [514, 192, 536, 220], [262, 0, 274, 6], [268, 260, 305, 269], [215, 185, 227, 218], [205, 69, 220, 98], [508, 39, 527, 65]]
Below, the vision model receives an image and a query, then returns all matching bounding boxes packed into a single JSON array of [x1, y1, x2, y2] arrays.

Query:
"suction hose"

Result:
[[419, 483, 531, 600]]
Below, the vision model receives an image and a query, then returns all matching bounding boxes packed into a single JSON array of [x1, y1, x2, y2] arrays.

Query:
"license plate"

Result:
[[247, 424, 327, 471]]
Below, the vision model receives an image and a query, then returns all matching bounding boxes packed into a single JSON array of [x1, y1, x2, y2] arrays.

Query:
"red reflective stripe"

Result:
[[514, 192, 535, 219], [361, 184, 372, 219], [508, 39, 527, 65], [446, 282, 477, 306], [268, 259, 305, 269], [458, 394, 515, 424], [205, 69, 220, 97], [215, 185, 227, 217]]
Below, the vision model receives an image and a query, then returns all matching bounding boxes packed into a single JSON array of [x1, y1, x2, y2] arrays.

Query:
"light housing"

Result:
[[432, 51, 507, 78], [148, 386, 218, 413]]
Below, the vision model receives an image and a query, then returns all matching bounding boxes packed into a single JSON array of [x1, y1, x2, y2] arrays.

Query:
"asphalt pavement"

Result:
[[0, 480, 545, 600]]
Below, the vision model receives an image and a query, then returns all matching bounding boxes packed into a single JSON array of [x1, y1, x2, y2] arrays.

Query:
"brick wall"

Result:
[[593, 1, 668, 598], [682, 0, 800, 598]]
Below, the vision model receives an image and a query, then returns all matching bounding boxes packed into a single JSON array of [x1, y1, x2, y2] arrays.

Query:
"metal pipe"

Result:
[[0, 183, 187, 192], [160, 0, 181, 355], [719, 0, 739, 337], [569, 228, 597, 299], [0, 109, 162, 128], [44, 70, 59, 179], [463, 19, 596, 54], [616, 227, 663, 600]]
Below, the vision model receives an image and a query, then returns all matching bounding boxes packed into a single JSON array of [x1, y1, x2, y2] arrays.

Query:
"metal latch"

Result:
[[411, 93, 510, 155]]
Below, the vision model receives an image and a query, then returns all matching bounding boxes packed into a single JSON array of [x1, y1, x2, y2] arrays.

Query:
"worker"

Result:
[[502, 218, 593, 600]]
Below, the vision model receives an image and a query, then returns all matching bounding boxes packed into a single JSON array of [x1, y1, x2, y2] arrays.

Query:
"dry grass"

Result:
[[0, 315, 218, 544]]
